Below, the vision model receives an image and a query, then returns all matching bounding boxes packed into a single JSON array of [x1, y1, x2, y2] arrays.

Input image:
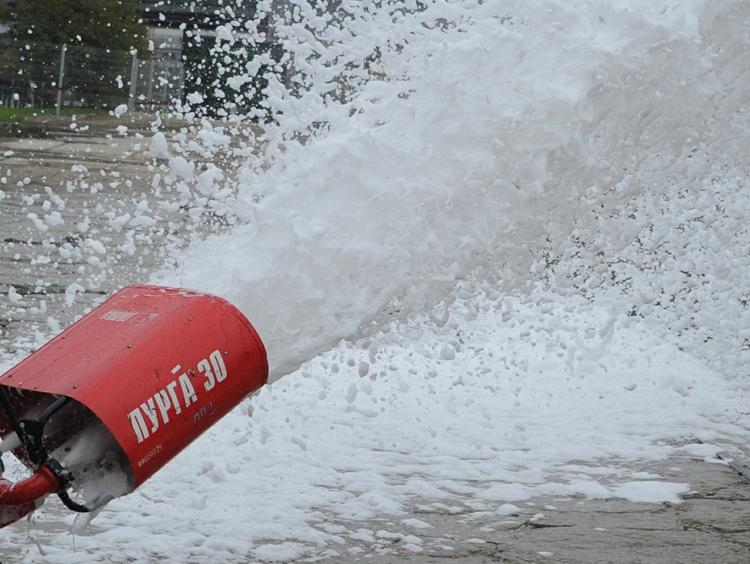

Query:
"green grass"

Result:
[[0, 106, 101, 123]]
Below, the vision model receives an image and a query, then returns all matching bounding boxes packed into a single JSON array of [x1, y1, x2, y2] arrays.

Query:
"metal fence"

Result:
[[0, 39, 184, 113]]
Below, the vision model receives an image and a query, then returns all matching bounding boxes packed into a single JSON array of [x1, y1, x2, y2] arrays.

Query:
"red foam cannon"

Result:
[[0, 285, 268, 527]]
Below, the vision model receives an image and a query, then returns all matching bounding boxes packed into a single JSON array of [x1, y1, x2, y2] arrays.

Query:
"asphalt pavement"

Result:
[[0, 126, 748, 563]]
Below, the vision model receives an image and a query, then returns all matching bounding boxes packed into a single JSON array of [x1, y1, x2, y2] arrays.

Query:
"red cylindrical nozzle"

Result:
[[0, 465, 59, 505]]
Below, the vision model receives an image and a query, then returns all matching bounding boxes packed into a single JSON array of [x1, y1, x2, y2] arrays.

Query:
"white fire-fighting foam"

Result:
[[157, 0, 750, 384], [4, 1, 750, 561]]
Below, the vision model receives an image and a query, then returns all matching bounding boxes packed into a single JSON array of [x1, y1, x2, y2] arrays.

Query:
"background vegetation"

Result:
[[0, 0, 148, 109]]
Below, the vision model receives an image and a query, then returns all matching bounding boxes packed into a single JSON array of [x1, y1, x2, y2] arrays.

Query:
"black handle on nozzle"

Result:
[[0, 389, 90, 512], [17, 395, 72, 465], [0, 388, 71, 466], [29, 398, 92, 513], [44, 457, 91, 513]]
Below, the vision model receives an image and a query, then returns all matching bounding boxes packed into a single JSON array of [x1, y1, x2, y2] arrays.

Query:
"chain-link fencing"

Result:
[[0, 38, 184, 112]]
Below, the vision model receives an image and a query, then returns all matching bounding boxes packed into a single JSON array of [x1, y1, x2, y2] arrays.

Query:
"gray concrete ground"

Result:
[[0, 124, 179, 357], [319, 456, 750, 563], [1, 127, 749, 562]]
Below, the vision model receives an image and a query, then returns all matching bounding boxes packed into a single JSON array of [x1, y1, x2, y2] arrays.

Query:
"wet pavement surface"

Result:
[[0, 130, 749, 563], [318, 456, 750, 563], [0, 126, 177, 357]]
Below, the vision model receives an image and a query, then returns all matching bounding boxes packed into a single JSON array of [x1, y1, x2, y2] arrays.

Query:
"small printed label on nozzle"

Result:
[[101, 310, 137, 322], [137, 444, 163, 468]]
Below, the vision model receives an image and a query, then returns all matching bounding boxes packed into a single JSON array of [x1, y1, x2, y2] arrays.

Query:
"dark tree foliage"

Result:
[[12, 0, 147, 53], [1, 0, 148, 109]]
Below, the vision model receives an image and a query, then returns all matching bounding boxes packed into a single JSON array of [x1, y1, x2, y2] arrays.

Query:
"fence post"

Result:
[[55, 44, 67, 116], [147, 59, 155, 101], [128, 52, 139, 112]]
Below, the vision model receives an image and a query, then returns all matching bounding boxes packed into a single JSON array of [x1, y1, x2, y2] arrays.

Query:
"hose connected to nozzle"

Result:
[[0, 464, 61, 528], [0, 388, 85, 526], [0, 464, 59, 506]]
